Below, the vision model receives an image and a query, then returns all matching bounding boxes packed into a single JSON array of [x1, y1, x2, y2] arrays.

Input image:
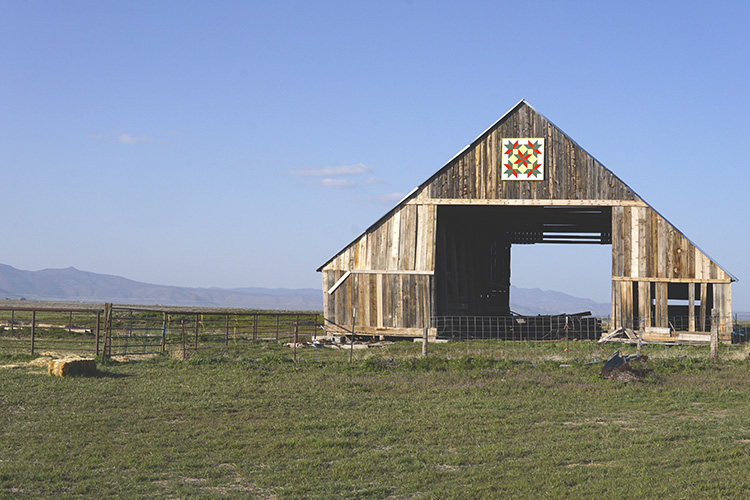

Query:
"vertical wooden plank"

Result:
[[656, 213, 666, 279], [611, 279, 619, 330], [665, 225, 675, 279], [623, 206, 632, 277], [415, 204, 425, 271], [657, 282, 669, 329], [388, 210, 400, 271], [648, 210, 658, 277], [322, 271, 332, 325], [714, 284, 724, 336], [376, 273, 384, 328], [688, 282, 696, 332], [639, 207, 648, 279], [407, 205, 417, 271], [630, 207, 640, 279], [723, 282, 732, 337], [426, 204, 437, 271], [638, 281, 650, 329], [475, 139, 484, 199], [489, 129, 498, 199], [699, 282, 708, 331], [622, 281, 632, 330], [612, 206, 624, 277], [361, 273, 370, 327]]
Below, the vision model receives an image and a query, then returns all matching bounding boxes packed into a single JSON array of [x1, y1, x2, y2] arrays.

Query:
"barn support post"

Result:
[[710, 308, 719, 361]]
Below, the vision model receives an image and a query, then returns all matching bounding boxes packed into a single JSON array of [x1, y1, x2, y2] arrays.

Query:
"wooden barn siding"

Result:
[[611, 206, 730, 282], [426, 104, 640, 203], [323, 271, 432, 333], [322, 203, 436, 273], [321, 203, 436, 332], [610, 205, 732, 332]]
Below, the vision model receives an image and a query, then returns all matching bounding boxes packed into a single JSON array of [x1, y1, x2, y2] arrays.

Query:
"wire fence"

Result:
[[106, 306, 321, 360], [0, 304, 322, 360], [0, 306, 104, 356], [1, 304, 748, 364]]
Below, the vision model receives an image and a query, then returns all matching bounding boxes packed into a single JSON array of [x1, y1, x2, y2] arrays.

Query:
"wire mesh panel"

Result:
[[106, 307, 322, 358]]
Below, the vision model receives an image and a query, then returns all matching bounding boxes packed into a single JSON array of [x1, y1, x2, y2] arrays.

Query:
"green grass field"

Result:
[[2, 342, 750, 499]]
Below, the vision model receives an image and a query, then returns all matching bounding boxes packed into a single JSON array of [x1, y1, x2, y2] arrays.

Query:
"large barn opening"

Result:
[[434, 205, 612, 319], [510, 244, 611, 315]]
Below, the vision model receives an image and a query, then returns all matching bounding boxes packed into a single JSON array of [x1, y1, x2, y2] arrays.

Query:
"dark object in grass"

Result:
[[600, 350, 648, 382]]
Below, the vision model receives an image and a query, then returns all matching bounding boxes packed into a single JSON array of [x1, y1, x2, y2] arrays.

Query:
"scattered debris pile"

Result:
[[600, 350, 648, 382], [285, 337, 394, 350]]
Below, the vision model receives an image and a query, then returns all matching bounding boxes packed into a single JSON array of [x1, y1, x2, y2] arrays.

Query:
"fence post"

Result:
[[293, 316, 298, 363], [253, 314, 257, 342], [95, 311, 101, 356], [162, 312, 168, 352], [181, 319, 186, 361], [103, 303, 112, 358], [350, 308, 356, 363], [422, 327, 428, 357], [710, 308, 719, 361], [30, 310, 36, 355], [224, 314, 229, 346], [194, 314, 199, 351]]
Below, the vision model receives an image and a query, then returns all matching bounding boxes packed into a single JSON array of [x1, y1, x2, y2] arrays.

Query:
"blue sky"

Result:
[[1, 1, 748, 309]]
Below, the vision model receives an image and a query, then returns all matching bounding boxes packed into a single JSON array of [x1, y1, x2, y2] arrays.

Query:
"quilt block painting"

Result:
[[502, 138, 544, 180]]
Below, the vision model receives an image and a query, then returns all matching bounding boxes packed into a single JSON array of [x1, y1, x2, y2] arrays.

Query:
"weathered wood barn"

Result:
[[317, 100, 735, 342]]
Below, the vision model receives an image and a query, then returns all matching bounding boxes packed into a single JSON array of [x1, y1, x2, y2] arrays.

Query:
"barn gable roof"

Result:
[[318, 100, 735, 282]]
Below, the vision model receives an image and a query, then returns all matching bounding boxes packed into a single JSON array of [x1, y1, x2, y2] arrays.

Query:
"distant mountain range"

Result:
[[0, 264, 611, 315], [0, 264, 322, 310]]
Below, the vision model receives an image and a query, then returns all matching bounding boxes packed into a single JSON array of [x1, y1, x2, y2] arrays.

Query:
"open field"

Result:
[[2, 342, 750, 499]]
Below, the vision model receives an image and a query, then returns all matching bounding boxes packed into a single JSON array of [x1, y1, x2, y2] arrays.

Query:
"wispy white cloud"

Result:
[[287, 163, 373, 177], [314, 178, 357, 188], [117, 134, 151, 144], [87, 133, 153, 144], [363, 176, 386, 185]]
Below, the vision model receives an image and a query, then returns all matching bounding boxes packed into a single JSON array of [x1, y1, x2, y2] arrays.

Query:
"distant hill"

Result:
[[0, 264, 610, 315], [0, 264, 322, 310], [509, 286, 610, 317]]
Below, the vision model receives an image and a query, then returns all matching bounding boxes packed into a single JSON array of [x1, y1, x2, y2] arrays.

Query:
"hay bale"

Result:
[[48, 356, 97, 377]]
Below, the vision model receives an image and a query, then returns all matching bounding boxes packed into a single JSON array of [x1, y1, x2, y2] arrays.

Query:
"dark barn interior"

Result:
[[434, 205, 612, 318]]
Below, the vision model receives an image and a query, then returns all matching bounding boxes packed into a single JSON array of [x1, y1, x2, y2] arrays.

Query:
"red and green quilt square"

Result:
[[502, 138, 544, 180]]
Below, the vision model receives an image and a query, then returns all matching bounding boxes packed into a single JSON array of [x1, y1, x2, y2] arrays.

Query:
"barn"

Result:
[[317, 100, 735, 342]]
